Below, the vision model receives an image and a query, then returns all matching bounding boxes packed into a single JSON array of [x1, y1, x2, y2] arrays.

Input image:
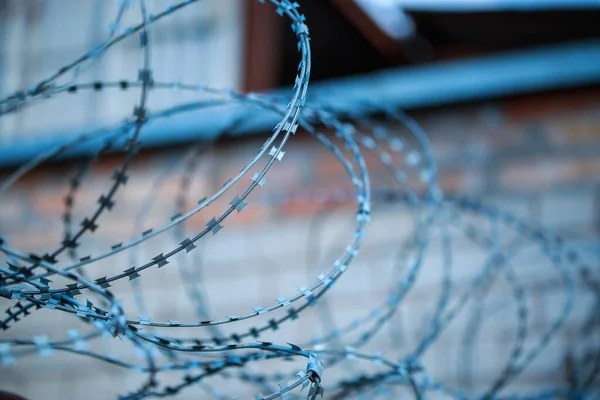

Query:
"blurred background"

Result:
[[1, 0, 600, 399]]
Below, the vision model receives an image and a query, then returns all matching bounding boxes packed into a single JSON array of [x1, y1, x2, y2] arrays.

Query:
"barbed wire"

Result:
[[0, 1, 599, 399]]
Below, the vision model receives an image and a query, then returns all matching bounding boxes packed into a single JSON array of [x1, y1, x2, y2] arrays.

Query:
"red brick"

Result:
[[500, 157, 600, 190], [556, 118, 600, 145], [502, 88, 600, 123]]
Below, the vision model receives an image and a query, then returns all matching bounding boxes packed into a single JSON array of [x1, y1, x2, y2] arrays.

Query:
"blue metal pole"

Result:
[[1, 39, 600, 168]]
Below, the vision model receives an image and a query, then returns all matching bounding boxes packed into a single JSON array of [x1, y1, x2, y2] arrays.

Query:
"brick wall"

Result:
[[0, 0, 244, 145], [0, 89, 599, 399]]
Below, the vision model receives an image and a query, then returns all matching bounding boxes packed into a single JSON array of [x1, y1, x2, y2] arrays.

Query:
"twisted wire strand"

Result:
[[0, 1, 598, 399]]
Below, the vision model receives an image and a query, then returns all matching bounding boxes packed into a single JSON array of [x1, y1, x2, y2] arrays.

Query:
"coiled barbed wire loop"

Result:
[[0, 1, 599, 399]]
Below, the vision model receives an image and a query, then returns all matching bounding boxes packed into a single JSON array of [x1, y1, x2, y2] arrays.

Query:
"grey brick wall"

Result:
[[0, 90, 599, 399]]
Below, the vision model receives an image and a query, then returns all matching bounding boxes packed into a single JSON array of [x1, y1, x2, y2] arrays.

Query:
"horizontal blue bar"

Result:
[[1, 39, 600, 168]]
